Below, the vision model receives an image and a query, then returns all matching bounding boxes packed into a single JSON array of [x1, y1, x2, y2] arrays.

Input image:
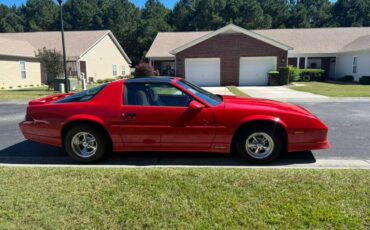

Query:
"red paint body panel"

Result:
[[19, 79, 330, 155]]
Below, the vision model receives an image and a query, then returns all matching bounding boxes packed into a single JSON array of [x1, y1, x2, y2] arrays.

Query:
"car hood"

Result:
[[222, 95, 314, 116]]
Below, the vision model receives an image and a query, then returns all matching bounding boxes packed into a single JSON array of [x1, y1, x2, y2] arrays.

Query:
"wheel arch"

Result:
[[231, 116, 288, 153], [61, 115, 113, 150]]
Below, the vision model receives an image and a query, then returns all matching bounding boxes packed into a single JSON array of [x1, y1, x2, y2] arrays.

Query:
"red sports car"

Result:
[[19, 77, 330, 163]]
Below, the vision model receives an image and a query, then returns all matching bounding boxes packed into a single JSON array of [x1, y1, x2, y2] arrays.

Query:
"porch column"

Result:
[[297, 57, 300, 69], [304, 57, 308, 69]]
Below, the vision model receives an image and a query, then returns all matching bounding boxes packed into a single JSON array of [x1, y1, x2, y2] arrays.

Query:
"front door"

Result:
[[121, 82, 216, 151]]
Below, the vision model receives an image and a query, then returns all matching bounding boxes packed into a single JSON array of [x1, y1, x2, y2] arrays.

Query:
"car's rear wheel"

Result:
[[64, 125, 107, 163], [236, 126, 283, 163]]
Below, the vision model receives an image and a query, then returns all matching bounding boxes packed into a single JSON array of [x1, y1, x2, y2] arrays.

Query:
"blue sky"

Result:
[[0, 0, 177, 9]]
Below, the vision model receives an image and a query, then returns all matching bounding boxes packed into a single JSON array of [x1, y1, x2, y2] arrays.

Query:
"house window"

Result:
[[113, 64, 117, 76], [352, 57, 358, 74], [122, 65, 126, 76], [19, 61, 26, 79]]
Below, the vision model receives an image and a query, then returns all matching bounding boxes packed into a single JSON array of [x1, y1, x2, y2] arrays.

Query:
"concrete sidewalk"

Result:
[[238, 86, 328, 100], [0, 159, 368, 169]]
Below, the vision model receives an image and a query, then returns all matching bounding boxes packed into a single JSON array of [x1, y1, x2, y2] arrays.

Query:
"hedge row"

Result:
[[268, 67, 325, 86]]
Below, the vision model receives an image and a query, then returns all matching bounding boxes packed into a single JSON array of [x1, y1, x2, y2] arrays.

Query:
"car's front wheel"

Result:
[[64, 125, 107, 163], [236, 126, 283, 163]]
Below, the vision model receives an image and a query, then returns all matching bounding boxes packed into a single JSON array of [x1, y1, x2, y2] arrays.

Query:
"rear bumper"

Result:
[[19, 121, 62, 147]]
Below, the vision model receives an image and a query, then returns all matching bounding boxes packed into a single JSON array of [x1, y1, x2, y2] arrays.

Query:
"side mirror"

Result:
[[189, 100, 205, 111]]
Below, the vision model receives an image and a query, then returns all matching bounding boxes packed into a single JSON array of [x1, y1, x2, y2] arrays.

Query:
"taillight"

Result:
[[25, 113, 34, 121]]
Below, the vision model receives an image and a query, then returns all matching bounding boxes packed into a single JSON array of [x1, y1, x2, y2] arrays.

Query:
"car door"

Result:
[[120, 82, 216, 151]]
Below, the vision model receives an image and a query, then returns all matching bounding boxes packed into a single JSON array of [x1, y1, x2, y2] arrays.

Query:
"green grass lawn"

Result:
[[0, 86, 58, 100], [290, 82, 370, 97], [227, 86, 250, 97], [0, 84, 100, 101], [0, 168, 368, 229]]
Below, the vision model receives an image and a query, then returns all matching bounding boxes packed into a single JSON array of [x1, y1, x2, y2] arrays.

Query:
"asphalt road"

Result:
[[0, 101, 369, 166]]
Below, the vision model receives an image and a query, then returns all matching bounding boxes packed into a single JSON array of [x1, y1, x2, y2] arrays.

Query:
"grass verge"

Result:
[[0, 168, 368, 229], [226, 86, 250, 97], [290, 82, 370, 97], [0, 84, 100, 100]]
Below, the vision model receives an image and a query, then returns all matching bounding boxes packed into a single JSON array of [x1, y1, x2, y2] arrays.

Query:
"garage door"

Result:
[[239, 57, 277, 86], [185, 58, 220, 86]]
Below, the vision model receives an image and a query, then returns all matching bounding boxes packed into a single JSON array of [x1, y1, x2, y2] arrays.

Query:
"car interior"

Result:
[[124, 83, 193, 107]]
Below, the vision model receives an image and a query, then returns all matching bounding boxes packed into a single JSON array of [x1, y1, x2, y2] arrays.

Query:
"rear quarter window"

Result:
[[55, 84, 107, 103]]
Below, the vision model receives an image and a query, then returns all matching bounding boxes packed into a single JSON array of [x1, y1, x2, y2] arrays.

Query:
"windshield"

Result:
[[55, 84, 107, 103], [176, 79, 222, 106]]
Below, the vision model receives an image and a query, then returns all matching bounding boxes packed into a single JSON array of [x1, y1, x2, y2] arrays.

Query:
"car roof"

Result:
[[124, 76, 177, 84]]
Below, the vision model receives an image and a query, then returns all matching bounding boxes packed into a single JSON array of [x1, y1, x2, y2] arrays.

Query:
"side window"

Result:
[[113, 64, 117, 76], [20, 61, 27, 79], [124, 83, 193, 107]]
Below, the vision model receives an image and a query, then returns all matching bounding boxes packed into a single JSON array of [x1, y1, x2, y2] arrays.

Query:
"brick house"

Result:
[[146, 24, 370, 86]]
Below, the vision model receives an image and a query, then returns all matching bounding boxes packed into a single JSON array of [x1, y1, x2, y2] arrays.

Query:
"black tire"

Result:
[[64, 125, 107, 163], [236, 126, 283, 163]]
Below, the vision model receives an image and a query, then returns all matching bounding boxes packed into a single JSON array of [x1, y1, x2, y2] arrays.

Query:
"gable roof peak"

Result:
[[170, 24, 292, 54]]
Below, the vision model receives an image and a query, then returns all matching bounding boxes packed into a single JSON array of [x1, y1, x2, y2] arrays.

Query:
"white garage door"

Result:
[[185, 58, 220, 86], [239, 57, 277, 86]]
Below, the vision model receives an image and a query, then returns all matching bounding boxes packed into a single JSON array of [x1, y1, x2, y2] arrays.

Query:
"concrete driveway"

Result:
[[238, 86, 327, 101], [202, 87, 234, 95]]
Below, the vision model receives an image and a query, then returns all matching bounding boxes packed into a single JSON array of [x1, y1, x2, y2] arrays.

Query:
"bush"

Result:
[[337, 75, 354, 82], [134, 62, 155, 77], [278, 67, 290, 85], [96, 79, 104, 84], [103, 78, 115, 83], [289, 66, 301, 82], [30, 84, 34, 87], [359, 76, 370, 85], [299, 69, 325, 82], [17, 85, 22, 88], [268, 71, 280, 86]]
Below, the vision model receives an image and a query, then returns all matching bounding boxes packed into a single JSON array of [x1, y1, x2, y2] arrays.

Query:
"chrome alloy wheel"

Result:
[[71, 132, 98, 158], [245, 132, 274, 159]]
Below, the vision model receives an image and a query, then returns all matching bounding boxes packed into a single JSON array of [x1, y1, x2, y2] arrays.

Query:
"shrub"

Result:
[[96, 79, 104, 84], [134, 62, 155, 77], [17, 85, 22, 88], [9, 86, 13, 89], [1, 87, 4, 90], [30, 84, 34, 87], [268, 71, 280, 86], [359, 76, 370, 85], [299, 69, 325, 81], [289, 66, 301, 82], [278, 67, 290, 85], [337, 75, 354, 82], [103, 78, 115, 83]]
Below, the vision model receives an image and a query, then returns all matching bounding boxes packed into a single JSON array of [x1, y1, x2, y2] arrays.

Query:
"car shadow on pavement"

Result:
[[0, 140, 316, 166]]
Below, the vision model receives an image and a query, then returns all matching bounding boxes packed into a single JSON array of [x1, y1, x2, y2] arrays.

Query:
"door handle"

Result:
[[122, 113, 136, 119]]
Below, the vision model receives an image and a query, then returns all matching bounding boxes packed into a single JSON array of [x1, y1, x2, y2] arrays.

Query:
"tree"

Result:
[[20, 0, 58, 31], [169, 0, 197, 31], [222, 0, 271, 29], [137, 0, 173, 59], [36, 48, 64, 88], [104, 0, 142, 64], [0, 4, 24, 32], [287, 2, 310, 28], [259, 0, 290, 28], [300, 0, 333, 27], [332, 0, 370, 26], [63, 0, 108, 30], [134, 62, 155, 77]]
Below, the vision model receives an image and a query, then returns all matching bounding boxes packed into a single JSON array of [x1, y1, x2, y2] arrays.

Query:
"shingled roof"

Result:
[[146, 26, 370, 58], [0, 30, 131, 63]]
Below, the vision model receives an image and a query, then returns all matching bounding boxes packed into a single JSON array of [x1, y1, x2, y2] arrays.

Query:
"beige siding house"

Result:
[[0, 37, 41, 89], [0, 30, 131, 89]]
